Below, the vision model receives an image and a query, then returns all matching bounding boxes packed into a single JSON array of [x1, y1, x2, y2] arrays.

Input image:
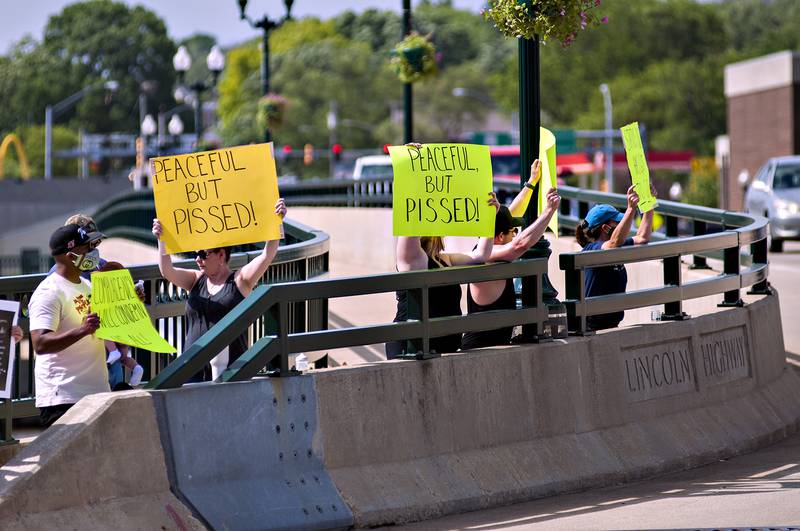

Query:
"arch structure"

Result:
[[0, 134, 31, 180]]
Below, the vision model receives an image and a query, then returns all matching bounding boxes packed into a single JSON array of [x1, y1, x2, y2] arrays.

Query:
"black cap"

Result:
[[494, 206, 525, 237], [49, 223, 104, 256]]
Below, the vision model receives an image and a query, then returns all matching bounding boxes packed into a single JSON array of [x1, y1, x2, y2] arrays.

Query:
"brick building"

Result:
[[724, 50, 800, 210]]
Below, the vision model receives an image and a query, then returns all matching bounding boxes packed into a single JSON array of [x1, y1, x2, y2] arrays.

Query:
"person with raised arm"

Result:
[[152, 198, 287, 380], [575, 185, 656, 330], [385, 192, 501, 359]]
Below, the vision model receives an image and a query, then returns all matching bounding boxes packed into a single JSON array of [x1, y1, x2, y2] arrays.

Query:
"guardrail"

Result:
[[0, 217, 329, 444], [145, 258, 550, 389], [555, 186, 770, 334]]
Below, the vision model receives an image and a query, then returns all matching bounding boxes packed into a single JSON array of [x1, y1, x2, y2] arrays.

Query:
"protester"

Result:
[[29, 224, 109, 427], [151, 198, 287, 381], [47, 213, 143, 389], [385, 192, 501, 359], [462, 160, 561, 349], [576, 185, 656, 330]]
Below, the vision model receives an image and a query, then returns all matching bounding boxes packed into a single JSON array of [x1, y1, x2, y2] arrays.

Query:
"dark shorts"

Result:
[[39, 403, 74, 428]]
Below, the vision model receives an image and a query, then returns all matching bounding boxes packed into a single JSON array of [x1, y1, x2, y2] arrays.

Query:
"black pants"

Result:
[[39, 403, 74, 428]]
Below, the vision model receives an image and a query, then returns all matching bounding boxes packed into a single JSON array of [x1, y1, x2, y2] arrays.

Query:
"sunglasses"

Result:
[[195, 250, 213, 260], [506, 227, 519, 236]]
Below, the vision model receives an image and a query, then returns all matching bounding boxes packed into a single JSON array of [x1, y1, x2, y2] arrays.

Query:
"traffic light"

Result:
[[303, 143, 313, 165], [135, 137, 145, 169], [332, 143, 343, 162]]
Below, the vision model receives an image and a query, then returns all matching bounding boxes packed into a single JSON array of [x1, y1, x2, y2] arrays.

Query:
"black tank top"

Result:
[[461, 276, 516, 350], [184, 272, 248, 380], [385, 256, 462, 358]]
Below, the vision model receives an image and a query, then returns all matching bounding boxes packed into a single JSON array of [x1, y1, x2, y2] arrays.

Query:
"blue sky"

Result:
[[2, 0, 487, 54]]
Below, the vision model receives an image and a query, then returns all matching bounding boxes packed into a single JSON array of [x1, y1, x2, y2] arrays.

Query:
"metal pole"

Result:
[[402, 0, 413, 144], [262, 26, 271, 143], [599, 83, 613, 193], [328, 101, 337, 179], [194, 89, 203, 146], [44, 105, 53, 180]]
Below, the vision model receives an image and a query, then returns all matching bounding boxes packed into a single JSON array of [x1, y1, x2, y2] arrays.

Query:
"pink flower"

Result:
[[560, 9, 565, 16], [602, 16, 609, 23], [595, 0, 601, 6]]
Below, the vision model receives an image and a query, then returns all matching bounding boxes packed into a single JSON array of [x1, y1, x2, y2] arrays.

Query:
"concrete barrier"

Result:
[[0, 391, 203, 530], [0, 293, 796, 529]]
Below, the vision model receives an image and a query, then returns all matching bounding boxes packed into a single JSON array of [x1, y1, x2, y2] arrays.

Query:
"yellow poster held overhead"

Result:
[[91, 270, 176, 353], [538, 127, 558, 236], [620, 122, 658, 213], [390, 144, 495, 237], [150, 143, 282, 254]]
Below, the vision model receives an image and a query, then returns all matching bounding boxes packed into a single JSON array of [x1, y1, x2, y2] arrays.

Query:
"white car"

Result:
[[744, 155, 800, 252], [353, 155, 393, 180]]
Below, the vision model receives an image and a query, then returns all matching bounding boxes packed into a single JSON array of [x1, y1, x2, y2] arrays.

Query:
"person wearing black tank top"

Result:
[[463, 159, 561, 350], [152, 198, 287, 381], [385, 192, 501, 359]]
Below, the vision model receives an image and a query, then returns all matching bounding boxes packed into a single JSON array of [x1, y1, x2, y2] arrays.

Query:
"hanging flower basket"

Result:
[[390, 32, 437, 84], [483, 0, 607, 47], [257, 93, 289, 130]]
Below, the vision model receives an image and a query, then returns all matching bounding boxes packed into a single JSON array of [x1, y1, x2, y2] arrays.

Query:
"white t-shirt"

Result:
[[29, 273, 109, 407]]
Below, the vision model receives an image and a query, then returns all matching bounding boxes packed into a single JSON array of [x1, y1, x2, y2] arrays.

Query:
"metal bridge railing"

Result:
[[145, 258, 550, 389], [556, 185, 770, 334], [0, 216, 329, 444]]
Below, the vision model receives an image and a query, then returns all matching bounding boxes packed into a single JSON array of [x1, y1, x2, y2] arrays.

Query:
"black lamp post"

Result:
[[237, 0, 294, 143], [518, 35, 558, 339], [402, 0, 413, 144], [173, 45, 226, 147]]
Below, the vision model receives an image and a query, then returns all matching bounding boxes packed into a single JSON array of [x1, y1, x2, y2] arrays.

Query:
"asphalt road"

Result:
[[384, 242, 800, 531]]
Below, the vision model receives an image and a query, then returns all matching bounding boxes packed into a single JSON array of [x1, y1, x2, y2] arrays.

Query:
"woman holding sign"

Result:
[[385, 193, 501, 359], [152, 198, 287, 381], [576, 185, 656, 331]]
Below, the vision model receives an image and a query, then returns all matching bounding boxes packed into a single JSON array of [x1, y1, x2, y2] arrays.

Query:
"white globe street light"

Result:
[[141, 114, 157, 136], [207, 45, 226, 73], [173, 46, 192, 73], [168, 114, 184, 136]]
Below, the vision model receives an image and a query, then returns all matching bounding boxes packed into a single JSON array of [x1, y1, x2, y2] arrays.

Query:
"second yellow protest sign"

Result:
[[150, 143, 282, 254], [538, 127, 559, 236], [91, 270, 176, 353], [390, 144, 495, 237], [620, 122, 658, 213]]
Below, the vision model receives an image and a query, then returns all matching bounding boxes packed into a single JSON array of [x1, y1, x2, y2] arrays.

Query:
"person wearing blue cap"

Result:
[[576, 185, 656, 330]]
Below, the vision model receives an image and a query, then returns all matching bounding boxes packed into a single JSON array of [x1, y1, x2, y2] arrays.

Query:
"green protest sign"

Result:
[[389, 143, 494, 237], [620, 122, 658, 213], [91, 269, 176, 353]]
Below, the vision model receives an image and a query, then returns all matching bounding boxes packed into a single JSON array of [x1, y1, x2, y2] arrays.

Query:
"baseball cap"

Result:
[[49, 223, 105, 256], [584, 204, 624, 230], [495, 206, 525, 237]]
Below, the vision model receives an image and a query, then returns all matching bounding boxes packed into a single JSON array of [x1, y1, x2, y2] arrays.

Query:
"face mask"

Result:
[[69, 249, 100, 271]]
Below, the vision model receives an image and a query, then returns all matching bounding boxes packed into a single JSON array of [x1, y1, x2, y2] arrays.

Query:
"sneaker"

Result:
[[106, 350, 122, 365], [129, 365, 144, 387]]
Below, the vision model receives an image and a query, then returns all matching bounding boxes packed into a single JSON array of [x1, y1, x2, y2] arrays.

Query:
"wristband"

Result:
[[524, 182, 535, 191]]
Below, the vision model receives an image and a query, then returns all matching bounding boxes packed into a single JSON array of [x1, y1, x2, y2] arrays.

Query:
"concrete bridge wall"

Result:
[[0, 293, 796, 529]]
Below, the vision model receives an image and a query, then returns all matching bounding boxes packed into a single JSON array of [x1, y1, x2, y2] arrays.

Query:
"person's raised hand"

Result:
[[546, 188, 561, 210], [81, 312, 100, 336], [626, 185, 640, 210], [488, 191, 501, 212], [650, 183, 658, 199], [528, 159, 542, 187], [11, 325, 23, 343], [151, 218, 163, 240], [275, 198, 287, 218], [405, 142, 423, 150]]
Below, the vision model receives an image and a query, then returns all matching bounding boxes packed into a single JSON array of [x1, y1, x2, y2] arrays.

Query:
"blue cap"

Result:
[[584, 204, 623, 230]]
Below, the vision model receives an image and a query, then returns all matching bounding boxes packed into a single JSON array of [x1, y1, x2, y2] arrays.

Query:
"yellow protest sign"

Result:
[[91, 270, 176, 353], [390, 144, 494, 237], [620, 122, 658, 213], [150, 143, 282, 254], [538, 127, 558, 236]]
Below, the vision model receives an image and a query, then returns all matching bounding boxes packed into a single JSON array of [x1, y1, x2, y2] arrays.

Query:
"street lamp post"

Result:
[[237, 0, 294, 143], [402, 0, 413, 143], [599, 83, 614, 193], [44, 80, 118, 179], [173, 45, 226, 147]]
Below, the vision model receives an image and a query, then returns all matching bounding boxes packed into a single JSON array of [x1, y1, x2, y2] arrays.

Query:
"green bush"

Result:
[[685, 167, 719, 208]]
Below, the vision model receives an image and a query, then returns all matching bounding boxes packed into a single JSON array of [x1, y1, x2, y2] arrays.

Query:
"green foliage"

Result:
[[685, 166, 720, 208], [1, 125, 79, 178], [483, 0, 605, 45]]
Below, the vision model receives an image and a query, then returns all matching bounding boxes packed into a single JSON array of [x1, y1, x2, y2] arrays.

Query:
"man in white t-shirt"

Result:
[[29, 223, 109, 427]]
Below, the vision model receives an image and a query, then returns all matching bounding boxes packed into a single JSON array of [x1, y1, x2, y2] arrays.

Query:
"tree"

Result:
[[0, 0, 176, 134]]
